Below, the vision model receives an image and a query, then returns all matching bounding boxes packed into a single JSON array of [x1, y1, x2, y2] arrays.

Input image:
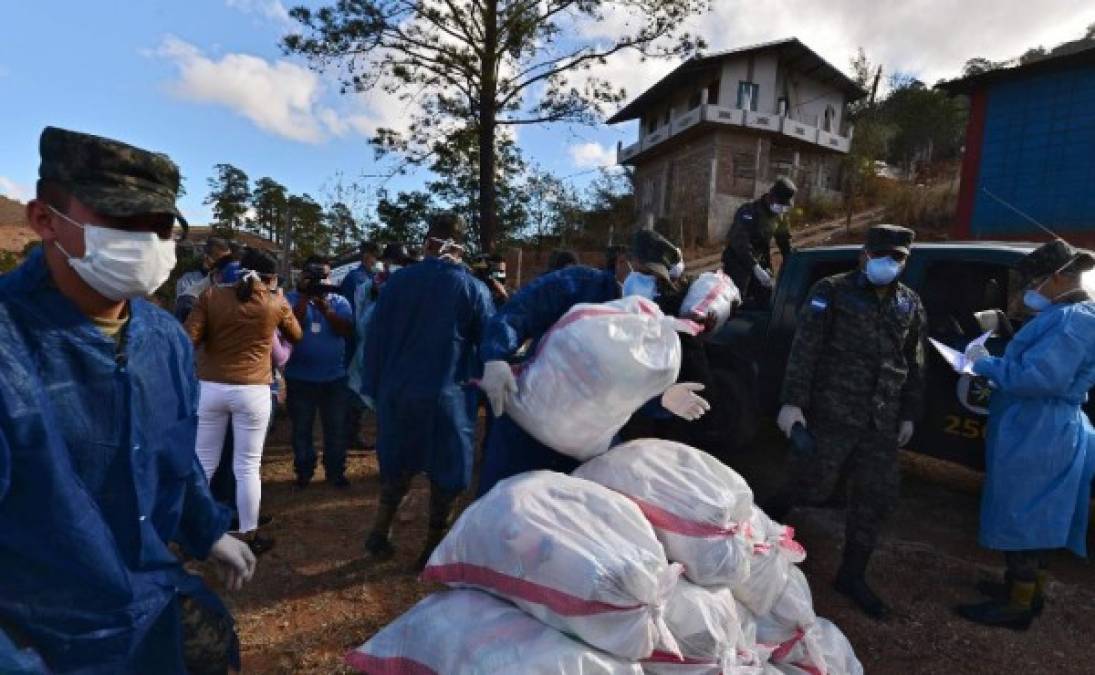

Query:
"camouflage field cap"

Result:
[[770, 176, 797, 205], [631, 228, 681, 283], [1017, 238, 1095, 287], [38, 126, 187, 228], [865, 224, 915, 255]]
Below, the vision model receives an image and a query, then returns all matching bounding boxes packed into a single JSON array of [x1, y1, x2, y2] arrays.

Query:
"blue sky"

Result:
[[2, 0, 1093, 224]]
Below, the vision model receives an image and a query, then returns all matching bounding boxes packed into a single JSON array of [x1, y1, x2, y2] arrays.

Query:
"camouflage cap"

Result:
[[770, 176, 797, 205], [630, 228, 681, 283], [865, 224, 915, 255], [38, 126, 186, 228], [1016, 238, 1095, 287]]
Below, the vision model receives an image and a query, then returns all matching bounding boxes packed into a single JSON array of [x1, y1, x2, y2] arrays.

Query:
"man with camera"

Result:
[[285, 256, 354, 488]]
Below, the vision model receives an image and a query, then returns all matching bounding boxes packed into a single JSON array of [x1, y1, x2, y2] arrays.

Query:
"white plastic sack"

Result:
[[346, 590, 644, 675], [756, 567, 817, 647], [680, 271, 741, 332], [505, 296, 682, 460], [642, 581, 740, 675], [771, 618, 863, 675], [734, 507, 807, 616], [422, 471, 682, 660], [574, 439, 754, 586]]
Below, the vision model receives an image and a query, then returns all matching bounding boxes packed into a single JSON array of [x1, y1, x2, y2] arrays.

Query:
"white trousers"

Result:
[[195, 381, 272, 533]]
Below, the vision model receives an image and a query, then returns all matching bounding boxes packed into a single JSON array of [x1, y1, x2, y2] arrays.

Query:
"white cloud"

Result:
[[574, 0, 1095, 119], [0, 177, 32, 202], [568, 141, 616, 168], [152, 36, 404, 144], [225, 0, 293, 27]]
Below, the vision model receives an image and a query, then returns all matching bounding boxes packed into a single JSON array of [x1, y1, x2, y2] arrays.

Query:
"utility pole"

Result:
[[869, 66, 883, 105]]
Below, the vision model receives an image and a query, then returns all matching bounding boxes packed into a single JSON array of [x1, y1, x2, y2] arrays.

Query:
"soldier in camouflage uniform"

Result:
[[765, 224, 926, 620], [720, 176, 796, 306]]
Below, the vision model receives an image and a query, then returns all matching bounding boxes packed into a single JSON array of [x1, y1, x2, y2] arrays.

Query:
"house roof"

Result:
[[606, 37, 867, 124], [937, 42, 1095, 95]]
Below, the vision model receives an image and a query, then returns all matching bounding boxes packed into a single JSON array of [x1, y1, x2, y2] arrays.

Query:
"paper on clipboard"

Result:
[[929, 330, 993, 375]]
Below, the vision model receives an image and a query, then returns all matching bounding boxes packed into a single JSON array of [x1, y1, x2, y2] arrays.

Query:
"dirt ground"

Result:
[[192, 416, 1095, 675]]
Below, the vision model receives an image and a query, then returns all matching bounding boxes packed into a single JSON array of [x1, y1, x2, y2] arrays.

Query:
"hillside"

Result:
[[0, 196, 37, 254]]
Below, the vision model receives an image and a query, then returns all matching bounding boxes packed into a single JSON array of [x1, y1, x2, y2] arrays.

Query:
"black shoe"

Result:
[[294, 474, 311, 489], [328, 475, 351, 489], [414, 528, 448, 572], [956, 598, 1034, 631], [834, 573, 891, 619], [364, 531, 396, 561], [242, 533, 276, 557], [834, 542, 890, 620]]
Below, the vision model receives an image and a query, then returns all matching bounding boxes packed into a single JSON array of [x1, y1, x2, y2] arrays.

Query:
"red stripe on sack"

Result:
[[644, 650, 717, 665], [421, 563, 643, 616], [526, 297, 665, 365], [770, 628, 805, 662], [345, 652, 437, 675], [780, 526, 806, 557], [690, 274, 732, 318], [630, 497, 738, 538]]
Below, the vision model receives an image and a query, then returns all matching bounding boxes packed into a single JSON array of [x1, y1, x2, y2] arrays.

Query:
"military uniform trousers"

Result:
[[786, 423, 901, 549]]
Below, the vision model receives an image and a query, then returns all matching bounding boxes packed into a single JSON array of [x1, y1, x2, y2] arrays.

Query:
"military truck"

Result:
[[710, 241, 1094, 470]]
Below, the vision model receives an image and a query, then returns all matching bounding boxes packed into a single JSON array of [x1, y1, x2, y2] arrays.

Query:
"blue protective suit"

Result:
[[360, 257, 494, 492], [0, 249, 234, 673], [973, 297, 1095, 556], [477, 266, 621, 496]]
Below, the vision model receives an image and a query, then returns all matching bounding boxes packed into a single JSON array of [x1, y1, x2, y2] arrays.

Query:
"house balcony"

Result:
[[617, 103, 853, 164]]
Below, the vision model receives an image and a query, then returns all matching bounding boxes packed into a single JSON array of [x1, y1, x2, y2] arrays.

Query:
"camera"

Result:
[[299, 263, 339, 296]]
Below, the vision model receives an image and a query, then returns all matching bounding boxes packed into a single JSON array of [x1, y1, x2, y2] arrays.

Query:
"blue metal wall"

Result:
[[970, 63, 1095, 238]]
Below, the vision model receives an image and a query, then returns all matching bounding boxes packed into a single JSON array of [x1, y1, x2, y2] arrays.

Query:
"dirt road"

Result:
[[195, 419, 1095, 674]]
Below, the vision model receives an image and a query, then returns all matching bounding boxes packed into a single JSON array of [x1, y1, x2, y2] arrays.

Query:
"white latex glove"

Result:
[[898, 421, 915, 447], [752, 264, 774, 289], [964, 343, 990, 365], [661, 383, 710, 421], [209, 534, 257, 592], [480, 360, 517, 418], [776, 405, 806, 438]]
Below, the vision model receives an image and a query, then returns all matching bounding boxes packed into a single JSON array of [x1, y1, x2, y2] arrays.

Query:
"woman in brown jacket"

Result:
[[185, 249, 302, 553]]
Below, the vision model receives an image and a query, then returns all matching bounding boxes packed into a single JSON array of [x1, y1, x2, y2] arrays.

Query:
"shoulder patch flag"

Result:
[[810, 297, 828, 312]]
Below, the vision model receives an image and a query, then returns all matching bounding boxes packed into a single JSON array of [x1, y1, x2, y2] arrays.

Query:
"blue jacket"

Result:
[[360, 257, 494, 492], [480, 266, 620, 362], [973, 296, 1095, 556], [0, 248, 233, 673], [339, 263, 374, 313]]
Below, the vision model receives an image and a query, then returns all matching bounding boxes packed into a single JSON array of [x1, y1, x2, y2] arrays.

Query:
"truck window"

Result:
[[922, 261, 1011, 341]]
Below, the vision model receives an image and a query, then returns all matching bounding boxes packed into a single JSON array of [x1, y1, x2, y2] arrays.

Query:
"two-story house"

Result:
[[607, 38, 866, 244]]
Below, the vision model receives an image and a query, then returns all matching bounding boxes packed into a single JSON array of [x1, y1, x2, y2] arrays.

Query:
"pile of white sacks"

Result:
[[348, 441, 862, 675], [348, 295, 862, 675]]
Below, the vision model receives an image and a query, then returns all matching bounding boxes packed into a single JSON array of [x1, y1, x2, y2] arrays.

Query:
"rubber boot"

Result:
[[364, 500, 399, 560], [975, 569, 1046, 616], [415, 485, 458, 571], [957, 580, 1036, 630], [833, 543, 890, 620]]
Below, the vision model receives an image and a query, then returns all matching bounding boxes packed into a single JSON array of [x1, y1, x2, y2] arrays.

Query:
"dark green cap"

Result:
[[38, 126, 187, 228], [865, 224, 915, 255], [1017, 239, 1095, 287], [630, 229, 681, 283]]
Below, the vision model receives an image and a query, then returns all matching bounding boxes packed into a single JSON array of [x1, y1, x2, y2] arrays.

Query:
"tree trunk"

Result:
[[478, 0, 499, 252]]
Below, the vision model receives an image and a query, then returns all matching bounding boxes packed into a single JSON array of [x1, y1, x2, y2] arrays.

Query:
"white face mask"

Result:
[[770, 203, 791, 215], [51, 207, 177, 301]]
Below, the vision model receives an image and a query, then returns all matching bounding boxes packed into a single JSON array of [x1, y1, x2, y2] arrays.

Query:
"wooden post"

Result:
[[516, 248, 523, 288]]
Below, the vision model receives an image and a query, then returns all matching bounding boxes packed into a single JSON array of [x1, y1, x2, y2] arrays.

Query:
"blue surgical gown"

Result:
[[0, 248, 233, 673], [360, 257, 494, 492], [973, 298, 1095, 556], [477, 266, 621, 496]]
